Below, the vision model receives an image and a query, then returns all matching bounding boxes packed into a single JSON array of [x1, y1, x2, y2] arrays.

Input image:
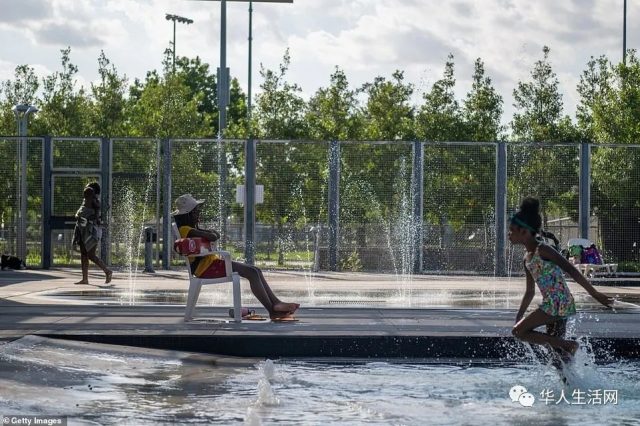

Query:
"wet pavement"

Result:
[[0, 268, 639, 358]]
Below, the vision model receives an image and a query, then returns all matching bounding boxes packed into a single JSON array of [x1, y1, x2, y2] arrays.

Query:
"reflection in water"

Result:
[[1, 336, 638, 425]]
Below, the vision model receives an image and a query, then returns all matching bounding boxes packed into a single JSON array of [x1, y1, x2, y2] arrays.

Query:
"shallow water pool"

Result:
[[0, 336, 638, 425]]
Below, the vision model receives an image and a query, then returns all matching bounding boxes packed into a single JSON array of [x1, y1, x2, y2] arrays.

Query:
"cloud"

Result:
[[0, 0, 54, 23], [1, 0, 639, 124], [32, 22, 104, 47]]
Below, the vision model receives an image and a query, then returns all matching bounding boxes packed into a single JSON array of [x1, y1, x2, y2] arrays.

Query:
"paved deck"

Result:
[[1, 268, 639, 359]]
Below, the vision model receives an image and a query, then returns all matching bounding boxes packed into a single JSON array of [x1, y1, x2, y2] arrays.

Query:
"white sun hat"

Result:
[[172, 194, 204, 216]]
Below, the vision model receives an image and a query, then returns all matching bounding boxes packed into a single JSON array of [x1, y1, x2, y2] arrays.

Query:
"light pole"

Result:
[[12, 104, 38, 262], [623, 0, 628, 64], [165, 13, 194, 72], [189, 0, 293, 138], [190, 0, 292, 263]]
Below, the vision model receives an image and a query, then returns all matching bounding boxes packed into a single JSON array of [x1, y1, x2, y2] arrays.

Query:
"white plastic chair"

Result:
[[172, 223, 242, 323], [567, 238, 618, 277]]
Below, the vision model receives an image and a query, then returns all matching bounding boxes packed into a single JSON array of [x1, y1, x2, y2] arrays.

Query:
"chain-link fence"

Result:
[[423, 143, 497, 273], [4, 137, 640, 275], [506, 143, 581, 274], [591, 144, 640, 270], [0, 137, 43, 266]]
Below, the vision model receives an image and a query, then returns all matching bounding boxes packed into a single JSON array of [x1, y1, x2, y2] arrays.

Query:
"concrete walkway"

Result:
[[1, 268, 638, 359]]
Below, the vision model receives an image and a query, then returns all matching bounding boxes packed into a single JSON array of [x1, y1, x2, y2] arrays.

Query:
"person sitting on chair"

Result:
[[172, 194, 299, 320]]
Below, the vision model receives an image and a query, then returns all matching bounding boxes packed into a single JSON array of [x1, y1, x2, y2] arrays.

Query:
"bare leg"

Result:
[[75, 247, 89, 284], [545, 319, 572, 383], [232, 261, 299, 316], [87, 246, 112, 283], [513, 309, 578, 355], [256, 267, 299, 313], [232, 261, 275, 312]]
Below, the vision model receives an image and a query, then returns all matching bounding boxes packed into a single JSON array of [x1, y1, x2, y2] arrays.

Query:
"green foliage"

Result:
[[361, 70, 414, 140], [306, 67, 363, 140], [31, 47, 91, 136], [0, 65, 39, 134], [1, 43, 639, 265], [577, 51, 640, 261], [254, 49, 307, 139], [508, 46, 580, 225], [416, 55, 463, 142], [87, 51, 128, 137], [463, 58, 504, 142], [340, 249, 363, 272]]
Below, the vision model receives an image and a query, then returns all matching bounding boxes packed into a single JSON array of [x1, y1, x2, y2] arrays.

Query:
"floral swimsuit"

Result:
[[525, 245, 576, 318]]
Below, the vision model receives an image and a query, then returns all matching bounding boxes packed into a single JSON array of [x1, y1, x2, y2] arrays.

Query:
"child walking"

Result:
[[72, 182, 112, 284], [509, 198, 612, 358]]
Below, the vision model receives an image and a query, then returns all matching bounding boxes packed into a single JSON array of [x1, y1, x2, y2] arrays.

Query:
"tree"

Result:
[[578, 51, 640, 261], [509, 46, 579, 226], [253, 49, 307, 139], [306, 67, 363, 141], [416, 55, 464, 142], [463, 58, 504, 142], [253, 50, 308, 265], [0, 65, 40, 134], [361, 70, 414, 141], [511, 46, 567, 142], [126, 51, 210, 138], [336, 71, 414, 263], [421, 57, 503, 243], [87, 51, 128, 137], [31, 47, 91, 136]]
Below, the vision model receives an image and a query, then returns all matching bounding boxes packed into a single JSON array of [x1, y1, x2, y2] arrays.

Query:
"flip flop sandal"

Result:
[[270, 316, 299, 322], [229, 308, 256, 318], [244, 314, 268, 321]]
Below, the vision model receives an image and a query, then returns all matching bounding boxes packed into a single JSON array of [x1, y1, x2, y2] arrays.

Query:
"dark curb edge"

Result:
[[37, 334, 640, 360]]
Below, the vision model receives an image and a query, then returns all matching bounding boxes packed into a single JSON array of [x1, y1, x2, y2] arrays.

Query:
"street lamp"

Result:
[[165, 13, 194, 71], [12, 104, 38, 262]]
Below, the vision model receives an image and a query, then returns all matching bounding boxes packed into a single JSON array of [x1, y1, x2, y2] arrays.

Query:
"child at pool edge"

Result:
[[509, 197, 613, 358], [173, 194, 299, 320]]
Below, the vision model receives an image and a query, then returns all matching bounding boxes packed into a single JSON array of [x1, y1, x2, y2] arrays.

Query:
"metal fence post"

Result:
[[162, 138, 172, 270], [244, 137, 256, 264], [579, 142, 591, 240], [17, 124, 27, 262], [100, 137, 112, 265], [328, 140, 340, 271], [412, 140, 424, 274], [218, 139, 228, 245], [495, 141, 507, 277], [42, 136, 52, 269]]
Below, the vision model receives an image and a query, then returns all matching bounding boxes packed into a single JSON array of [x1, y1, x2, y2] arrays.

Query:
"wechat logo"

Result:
[[509, 385, 535, 407]]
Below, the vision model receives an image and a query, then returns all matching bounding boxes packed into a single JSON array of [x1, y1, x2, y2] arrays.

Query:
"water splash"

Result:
[[111, 161, 157, 305]]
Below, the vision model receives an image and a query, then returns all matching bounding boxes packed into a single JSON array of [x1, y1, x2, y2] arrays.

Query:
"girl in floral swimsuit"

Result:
[[509, 198, 612, 358]]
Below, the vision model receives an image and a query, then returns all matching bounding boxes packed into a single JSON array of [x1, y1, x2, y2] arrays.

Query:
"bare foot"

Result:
[[74, 280, 89, 285], [273, 302, 300, 314], [105, 270, 113, 284]]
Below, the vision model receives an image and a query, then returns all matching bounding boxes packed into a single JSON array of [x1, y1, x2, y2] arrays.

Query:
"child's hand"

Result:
[[594, 291, 614, 308]]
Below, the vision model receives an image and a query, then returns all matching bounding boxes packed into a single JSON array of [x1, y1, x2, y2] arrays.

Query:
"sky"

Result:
[[0, 0, 637, 123]]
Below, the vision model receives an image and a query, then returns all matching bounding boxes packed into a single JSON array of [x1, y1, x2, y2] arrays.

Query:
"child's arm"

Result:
[[515, 262, 535, 323], [538, 244, 614, 308], [186, 228, 220, 242], [93, 196, 102, 225]]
